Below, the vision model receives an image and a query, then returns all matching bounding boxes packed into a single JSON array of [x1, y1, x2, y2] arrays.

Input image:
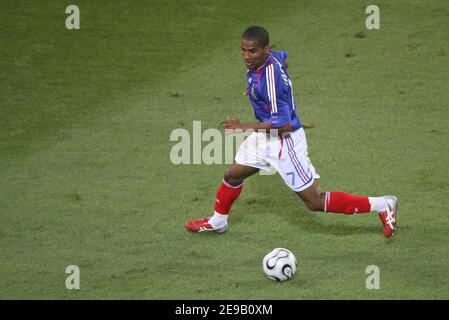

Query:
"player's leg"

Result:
[[185, 164, 259, 233], [224, 163, 260, 186], [276, 128, 398, 237], [296, 180, 374, 213], [295, 181, 398, 237], [294, 180, 326, 212], [209, 163, 259, 229], [186, 131, 269, 233]]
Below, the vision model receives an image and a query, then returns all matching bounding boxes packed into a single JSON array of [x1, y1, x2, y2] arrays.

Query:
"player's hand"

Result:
[[220, 118, 243, 130]]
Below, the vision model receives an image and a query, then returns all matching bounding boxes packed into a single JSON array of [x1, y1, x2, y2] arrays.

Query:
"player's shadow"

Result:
[[285, 206, 382, 237]]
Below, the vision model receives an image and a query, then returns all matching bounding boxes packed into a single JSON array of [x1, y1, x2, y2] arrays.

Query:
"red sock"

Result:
[[325, 192, 371, 214], [214, 180, 243, 215]]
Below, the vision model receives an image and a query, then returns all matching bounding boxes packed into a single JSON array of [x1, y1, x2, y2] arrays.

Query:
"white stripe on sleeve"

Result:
[[266, 64, 278, 114]]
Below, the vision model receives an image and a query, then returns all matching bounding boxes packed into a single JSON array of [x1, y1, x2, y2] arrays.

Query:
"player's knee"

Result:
[[304, 199, 324, 212], [224, 169, 231, 181], [224, 169, 243, 186]]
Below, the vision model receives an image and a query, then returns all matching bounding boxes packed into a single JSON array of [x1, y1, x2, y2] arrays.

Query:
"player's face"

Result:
[[241, 38, 269, 71]]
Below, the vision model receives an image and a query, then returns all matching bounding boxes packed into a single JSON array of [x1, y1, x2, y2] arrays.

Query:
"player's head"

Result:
[[241, 26, 270, 71]]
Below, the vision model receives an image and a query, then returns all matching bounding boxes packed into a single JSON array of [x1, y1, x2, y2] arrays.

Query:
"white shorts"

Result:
[[235, 128, 320, 192]]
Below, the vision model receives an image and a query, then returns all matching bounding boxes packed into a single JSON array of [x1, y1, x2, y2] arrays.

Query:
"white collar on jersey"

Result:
[[257, 54, 271, 71]]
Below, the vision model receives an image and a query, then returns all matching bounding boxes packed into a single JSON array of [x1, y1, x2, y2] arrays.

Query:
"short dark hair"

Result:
[[242, 26, 269, 48]]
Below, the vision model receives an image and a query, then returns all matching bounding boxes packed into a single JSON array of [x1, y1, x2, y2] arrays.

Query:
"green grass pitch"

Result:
[[1, 0, 448, 299]]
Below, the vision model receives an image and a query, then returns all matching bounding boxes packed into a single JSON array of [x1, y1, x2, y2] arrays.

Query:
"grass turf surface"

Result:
[[0, 0, 448, 299]]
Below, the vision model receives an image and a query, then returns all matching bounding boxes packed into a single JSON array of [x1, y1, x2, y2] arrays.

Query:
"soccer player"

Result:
[[185, 26, 398, 238]]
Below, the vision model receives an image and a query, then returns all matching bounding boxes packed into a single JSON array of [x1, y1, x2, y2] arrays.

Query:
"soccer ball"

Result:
[[262, 248, 297, 282]]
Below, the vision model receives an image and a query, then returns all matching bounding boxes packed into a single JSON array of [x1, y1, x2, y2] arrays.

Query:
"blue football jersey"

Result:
[[246, 51, 301, 130]]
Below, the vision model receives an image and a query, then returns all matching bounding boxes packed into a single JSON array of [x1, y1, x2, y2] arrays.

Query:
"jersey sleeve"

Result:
[[265, 63, 291, 128], [270, 51, 288, 67]]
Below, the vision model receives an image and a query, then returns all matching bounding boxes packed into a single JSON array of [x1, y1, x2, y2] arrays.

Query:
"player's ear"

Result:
[[264, 45, 270, 54]]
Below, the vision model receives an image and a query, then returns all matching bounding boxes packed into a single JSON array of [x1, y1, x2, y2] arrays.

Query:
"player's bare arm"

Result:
[[219, 118, 293, 134]]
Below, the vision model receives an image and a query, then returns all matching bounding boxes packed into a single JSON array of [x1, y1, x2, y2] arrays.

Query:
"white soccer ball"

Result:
[[262, 248, 297, 282]]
